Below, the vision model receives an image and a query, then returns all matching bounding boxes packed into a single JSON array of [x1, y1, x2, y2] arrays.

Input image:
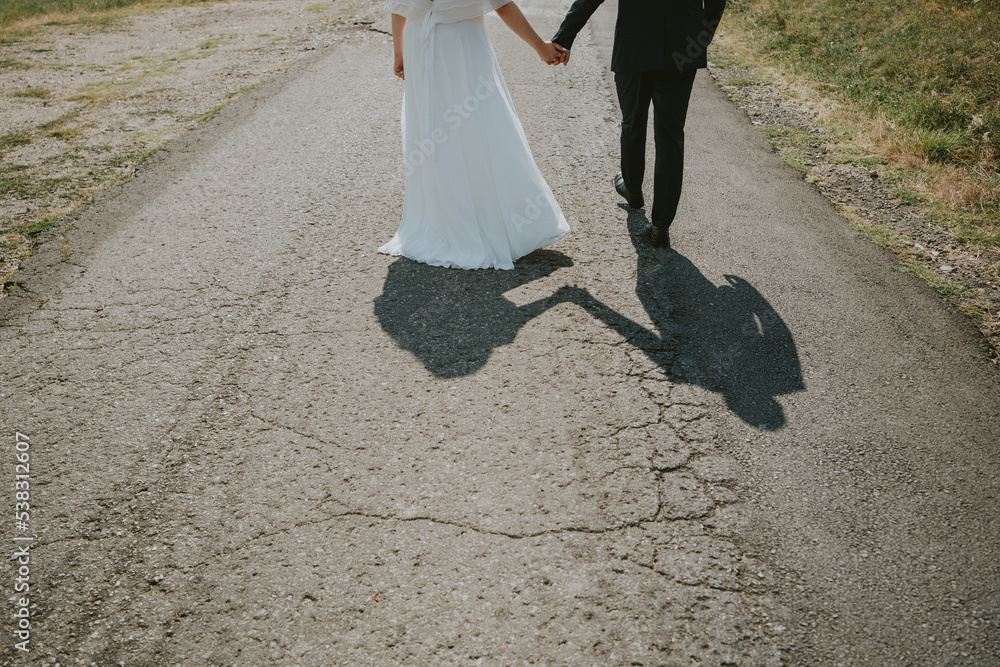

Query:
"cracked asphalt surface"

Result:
[[2, 1, 999, 664]]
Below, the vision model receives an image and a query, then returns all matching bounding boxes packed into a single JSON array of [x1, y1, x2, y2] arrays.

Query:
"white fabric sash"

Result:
[[386, 0, 511, 143], [385, 0, 511, 23]]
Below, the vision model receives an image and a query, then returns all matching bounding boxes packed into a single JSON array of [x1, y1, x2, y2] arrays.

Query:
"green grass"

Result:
[[895, 263, 972, 298], [731, 0, 999, 166], [196, 34, 236, 51], [779, 149, 809, 172], [11, 86, 52, 99], [913, 128, 972, 164], [0, 0, 207, 27], [0, 59, 33, 69], [47, 126, 82, 140], [720, 77, 758, 87], [180, 81, 260, 124], [9, 213, 63, 240], [0, 0, 238, 44], [726, 0, 1000, 251], [847, 216, 910, 255], [756, 127, 814, 171], [0, 131, 33, 152], [106, 147, 158, 168], [889, 186, 926, 206], [66, 79, 129, 102], [0, 172, 70, 198], [759, 126, 813, 146], [37, 108, 83, 132], [848, 218, 974, 299]]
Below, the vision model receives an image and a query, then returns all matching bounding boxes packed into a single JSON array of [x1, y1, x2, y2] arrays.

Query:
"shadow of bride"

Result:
[[562, 208, 805, 430], [374, 250, 575, 378]]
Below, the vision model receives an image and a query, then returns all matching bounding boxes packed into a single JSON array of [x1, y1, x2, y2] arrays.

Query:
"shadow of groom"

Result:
[[375, 218, 804, 429], [563, 208, 805, 430]]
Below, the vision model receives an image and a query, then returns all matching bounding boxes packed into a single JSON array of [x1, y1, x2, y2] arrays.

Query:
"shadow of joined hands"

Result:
[[375, 214, 804, 429]]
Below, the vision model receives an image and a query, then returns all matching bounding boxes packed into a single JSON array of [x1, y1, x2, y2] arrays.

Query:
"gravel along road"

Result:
[[1, 0, 998, 665]]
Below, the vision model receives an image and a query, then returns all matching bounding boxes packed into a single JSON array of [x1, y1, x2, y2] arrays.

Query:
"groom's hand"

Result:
[[553, 41, 570, 65], [537, 41, 568, 65]]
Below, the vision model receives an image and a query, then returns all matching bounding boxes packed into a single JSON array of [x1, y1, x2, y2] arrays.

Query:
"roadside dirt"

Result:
[[0, 0, 370, 291], [708, 53, 1000, 359]]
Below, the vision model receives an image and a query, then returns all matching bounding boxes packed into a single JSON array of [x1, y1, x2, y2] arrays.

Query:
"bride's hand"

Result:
[[394, 52, 404, 80], [536, 41, 567, 66]]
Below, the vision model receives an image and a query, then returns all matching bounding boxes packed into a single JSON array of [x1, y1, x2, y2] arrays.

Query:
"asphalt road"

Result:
[[1, 0, 998, 665]]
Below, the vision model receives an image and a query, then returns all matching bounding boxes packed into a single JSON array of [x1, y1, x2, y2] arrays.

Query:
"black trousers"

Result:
[[615, 69, 697, 228]]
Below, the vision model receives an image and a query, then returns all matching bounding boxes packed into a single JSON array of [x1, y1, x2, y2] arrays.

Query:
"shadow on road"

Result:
[[568, 208, 804, 430], [375, 211, 804, 429], [374, 249, 575, 378]]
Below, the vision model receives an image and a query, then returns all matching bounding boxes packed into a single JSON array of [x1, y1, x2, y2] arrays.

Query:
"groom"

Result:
[[552, 0, 726, 247]]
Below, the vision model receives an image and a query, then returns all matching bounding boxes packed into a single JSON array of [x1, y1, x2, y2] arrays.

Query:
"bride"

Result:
[[379, 0, 571, 270]]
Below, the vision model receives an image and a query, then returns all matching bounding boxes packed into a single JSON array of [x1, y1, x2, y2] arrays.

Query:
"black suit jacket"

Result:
[[552, 0, 726, 73]]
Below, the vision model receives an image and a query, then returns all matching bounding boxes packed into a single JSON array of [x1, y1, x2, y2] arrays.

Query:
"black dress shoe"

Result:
[[613, 172, 644, 210], [644, 222, 670, 248]]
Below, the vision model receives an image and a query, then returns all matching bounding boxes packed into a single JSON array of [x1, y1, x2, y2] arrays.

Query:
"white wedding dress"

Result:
[[379, 0, 570, 270]]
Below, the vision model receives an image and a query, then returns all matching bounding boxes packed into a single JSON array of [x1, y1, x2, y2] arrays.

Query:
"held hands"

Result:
[[537, 41, 570, 66], [493, 2, 569, 67], [395, 41, 567, 77]]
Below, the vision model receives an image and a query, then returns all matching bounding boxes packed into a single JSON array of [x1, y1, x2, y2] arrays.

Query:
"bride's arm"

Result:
[[392, 13, 407, 79], [494, 2, 566, 64]]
